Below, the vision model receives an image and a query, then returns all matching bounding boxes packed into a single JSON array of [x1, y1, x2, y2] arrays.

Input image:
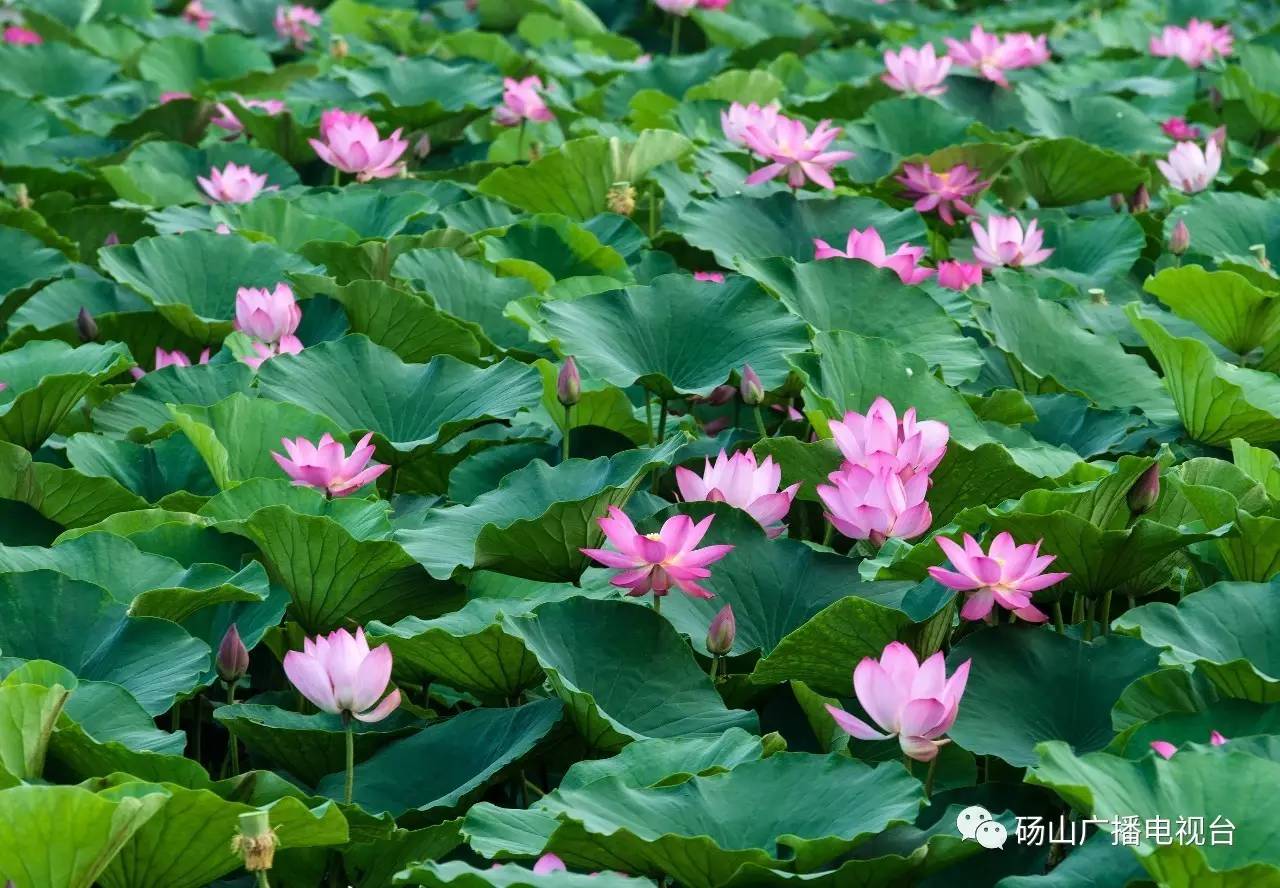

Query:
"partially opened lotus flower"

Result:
[[1156, 140, 1220, 193], [721, 101, 782, 146], [273, 432, 390, 497], [675, 449, 800, 537], [211, 97, 287, 134], [494, 76, 554, 126], [1151, 730, 1227, 759], [693, 271, 726, 283], [826, 642, 971, 762], [828, 396, 949, 481], [742, 117, 854, 190], [183, 0, 214, 30], [129, 347, 211, 380], [275, 4, 322, 48], [970, 215, 1053, 268], [284, 627, 401, 722], [928, 532, 1069, 623], [310, 109, 408, 181], [896, 163, 987, 225], [698, 0, 730, 8], [817, 465, 932, 544], [197, 162, 273, 203], [936, 260, 984, 291], [532, 854, 567, 874], [813, 226, 934, 284], [655, 0, 699, 14], [160, 91, 192, 104], [242, 336, 303, 370], [1149, 19, 1232, 68], [235, 283, 301, 344], [945, 25, 1050, 87], [580, 507, 734, 600], [1161, 117, 1202, 141], [3, 25, 42, 44], [882, 44, 951, 97]]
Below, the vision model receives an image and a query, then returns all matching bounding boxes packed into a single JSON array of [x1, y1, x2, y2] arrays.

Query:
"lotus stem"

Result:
[[753, 407, 767, 437], [227, 680, 240, 776], [343, 717, 355, 805], [517, 119, 527, 159], [645, 396, 654, 444], [332, 167, 340, 188], [671, 17, 681, 56], [387, 464, 399, 498], [709, 656, 719, 683], [652, 595, 662, 615], [562, 404, 572, 463], [924, 757, 937, 798], [1053, 600, 1065, 634], [656, 399, 669, 441], [1100, 589, 1112, 634]]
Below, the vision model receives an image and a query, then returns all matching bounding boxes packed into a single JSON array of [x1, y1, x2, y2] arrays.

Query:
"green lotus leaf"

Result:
[[1164, 191, 1280, 267], [396, 861, 656, 888], [1019, 87, 1168, 154], [63, 432, 218, 503], [0, 225, 72, 303], [1032, 213, 1146, 290], [1014, 137, 1146, 206], [101, 142, 300, 209], [1144, 265, 1280, 360], [0, 41, 119, 97], [0, 679, 69, 782], [92, 362, 255, 439], [0, 340, 131, 450], [317, 278, 488, 364], [135, 34, 274, 92], [213, 197, 362, 252], [0, 441, 148, 530]]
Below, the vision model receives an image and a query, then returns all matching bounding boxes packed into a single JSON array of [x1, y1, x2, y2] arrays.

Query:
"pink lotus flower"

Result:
[[129, 347, 211, 380], [241, 336, 303, 370], [580, 507, 734, 600], [699, 0, 730, 9], [533, 854, 567, 875], [945, 26, 1050, 88], [275, 4, 322, 48], [675, 449, 800, 538], [197, 162, 273, 203], [828, 396, 949, 481], [235, 283, 301, 344], [1151, 730, 1227, 760], [936, 260, 984, 291], [1161, 117, 1202, 141], [494, 76, 554, 126], [309, 110, 408, 182], [813, 226, 934, 285], [896, 163, 987, 225], [183, 0, 214, 30], [1156, 140, 1220, 193], [817, 465, 932, 544], [655, 0, 698, 14], [721, 101, 782, 146], [927, 532, 1069, 623], [273, 432, 390, 497], [2, 26, 41, 45], [211, 97, 287, 134], [742, 117, 854, 190], [826, 641, 971, 762], [970, 215, 1053, 268], [1149, 20, 1232, 68], [882, 44, 951, 97], [283, 627, 401, 722], [160, 91, 192, 104], [694, 271, 725, 283]]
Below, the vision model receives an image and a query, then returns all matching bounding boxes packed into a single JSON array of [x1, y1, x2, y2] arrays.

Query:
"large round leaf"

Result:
[[0, 340, 132, 450], [100, 142, 300, 208]]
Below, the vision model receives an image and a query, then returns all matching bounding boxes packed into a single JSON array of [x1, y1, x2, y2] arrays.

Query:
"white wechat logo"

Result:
[[976, 820, 1008, 850], [957, 805, 993, 840]]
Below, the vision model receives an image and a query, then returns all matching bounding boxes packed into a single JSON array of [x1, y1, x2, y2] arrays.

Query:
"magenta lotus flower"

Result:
[[241, 336, 303, 370], [275, 4, 322, 47], [970, 215, 1053, 268], [1151, 730, 1226, 760], [1161, 117, 1202, 141], [826, 641, 971, 762], [284, 627, 401, 722], [927, 532, 1069, 623], [936, 260, 984, 291], [813, 226, 934, 285], [742, 117, 854, 190], [494, 76, 554, 126], [309, 109, 408, 182], [817, 465, 932, 544], [580, 507, 734, 600], [183, 0, 214, 30], [217, 624, 250, 684], [235, 283, 301, 344], [211, 97, 287, 134], [1156, 140, 1220, 193], [896, 163, 987, 225], [273, 432, 390, 497], [706, 603, 736, 655], [676, 449, 800, 538], [129, 347, 211, 380], [882, 44, 951, 97], [532, 854, 567, 875], [721, 101, 782, 146], [197, 162, 273, 203], [1149, 19, 1232, 68], [699, 0, 731, 9], [694, 271, 725, 283], [160, 91, 192, 104], [655, 0, 698, 13], [3, 25, 41, 44], [828, 396, 949, 482], [945, 26, 1050, 88]]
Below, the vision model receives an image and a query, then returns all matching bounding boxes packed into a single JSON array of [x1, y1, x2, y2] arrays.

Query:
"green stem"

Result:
[[387, 463, 399, 499], [227, 680, 240, 776], [1100, 589, 1113, 635], [645, 395, 654, 445], [343, 717, 354, 805], [193, 694, 203, 764], [709, 656, 719, 684], [924, 756, 937, 798], [753, 406, 768, 437], [821, 522, 834, 548], [1083, 600, 1095, 642], [652, 595, 663, 615], [332, 166, 341, 188], [671, 16, 682, 56], [516, 118, 527, 159], [561, 404, 572, 464], [523, 777, 546, 799], [656, 399, 669, 442], [256, 872, 270, 888], [1053, 600, 1065, 634]]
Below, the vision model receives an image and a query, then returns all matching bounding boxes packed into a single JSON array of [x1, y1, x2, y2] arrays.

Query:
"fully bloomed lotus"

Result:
[[1156, 140, 1220, 193], [197, 162, 273, 203], [580, 507, 733, 600], [882, 44, 951, 97], [272, 432, 390, 497], [742, 117, 854, 190], [310, 109, 408, 182], [817, 465, 932, 544], [927, 532, 1069, 623], [945, 25, 1050, 88], [896, 163, 987, 225], [813, 226, 934, 284], [828, 396, 949, 481], [275, 4, 322, 48], [675, 449, 800, 538], [826, 641, 971, 762], [1149, 19, 1232, 68], [211, 97, 288, 134], [494, 76, 554, 126], [721, 101, 782, 146], [235, 283, 301, 344], [130, 347, 211, 380], [970, 215, 1053, 268]]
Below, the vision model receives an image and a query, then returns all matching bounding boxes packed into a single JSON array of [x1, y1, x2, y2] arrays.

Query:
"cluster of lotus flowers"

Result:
[[883, 25, 1051, 96]]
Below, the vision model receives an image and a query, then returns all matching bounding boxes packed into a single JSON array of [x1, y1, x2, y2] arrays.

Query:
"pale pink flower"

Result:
[[211, 97, 287, 134], [655, 0, 698, 14], [813, 226, 934, 285], [825, 641, 971, 762], [283, 627, 401, 722], [3, 26, 41, 44], [742, 117, 854, 190], [235, 283, 301, 343], [720, 101, 782, 146], [675, 449, 800, 538], [197, 162, 273, 203], [945, 26, 1050, 88], [272, 432, 390, 497], [970, 215, 1053, 268], [275, 4, 322, 48], [494, 76, 554, 126], [1156, 140, 1220, 193], [882, 44, 951, 97], [580, 507, 734, 600], [160, 91, 193, 104], [1151, 730, 1227, 759], [827, 396, 949, 481], [183, 0, 214, 30], [817, 465, 932, 544], [693, 271, 725, 283], [936, 260, 984, 291], [896, 163, 987, 225], [129, 347, 211, 380], [1161, 117, 1202, 141], [309, 109, 408, 181], [928, 532, 1069, 623], [1149, 20, 1232, 68], [241, 336, 302, 370], [532, 854, 566, 875]]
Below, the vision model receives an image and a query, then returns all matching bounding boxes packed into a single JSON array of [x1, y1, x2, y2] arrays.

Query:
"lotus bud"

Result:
[[232, 810, 278, 873], [413, 132, 432, 159], [1251, 243, 1270, 270], [1109, 192, 1125, 213], [704, 384, 736, 406], [607, 181, 637, 216], [1169, 219, 1190, 255], [1210, 125, 1227, 150], [706, 604, 736, 655], [76, 307, 98, 343], [1210, 729, 1227, 745], [103, 231, 120, 247], [739, 363, 764, 406], [1127, 463, 1161, 516], [217, 623, 250, 684], [1128, 183, 1150, 213], [556, 356, 581, 407]]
